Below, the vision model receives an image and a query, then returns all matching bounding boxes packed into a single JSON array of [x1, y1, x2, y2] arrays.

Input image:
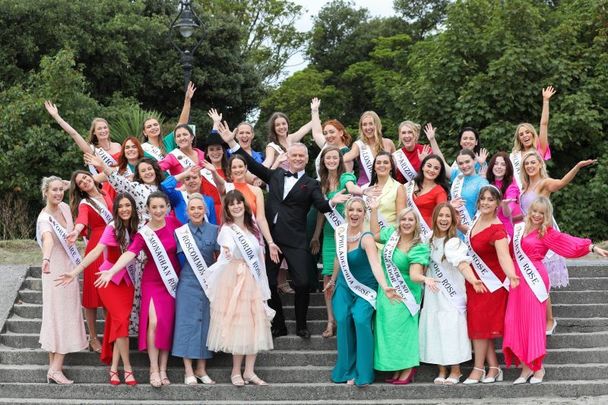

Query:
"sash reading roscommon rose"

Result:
[[80, 200, 113, 224], [36, 213, 82, 265], [428, 257, 467, 314], [140, 225, 178, 298], [355, 140, 373, 184], [405, 182, 432, 239], [88, 145, 117, 176], [142, 142, 164, 161], [510, 151, 524, 191], [175, 224, 211, 295], [393, 148, 417, 183], [335, 224, 377, 308], [465, 218, 509, 292], [383, 230, 420, 315], [513, 222, 548, 302], [451, 173, 473, 228]]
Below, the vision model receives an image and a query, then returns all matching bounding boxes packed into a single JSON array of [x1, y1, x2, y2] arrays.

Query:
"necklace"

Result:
[[347, 232, 362, 243]]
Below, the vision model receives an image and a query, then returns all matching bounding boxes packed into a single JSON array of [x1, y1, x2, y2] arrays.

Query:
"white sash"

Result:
[[142, 142, 164, 161], [80, 200, 113, 224], [335, 224, 377, 308], [324, 208, 345, 230], [36, 212, 82, 265], [171, 148, 217, 189], [362, 195, 388, 229], [451, 173, 472, 228], [383, 230, 419, 315], [465, 217, 509, 292], [428, 258, 467, 314], [393, 148, 417, 182], [140, 225, 178, 298], [405, 182, 432, 239], [123, 227, 137, 283], [513, 223, 548, 302], [510, 151, 524, 191], [224, 182, 235, 193], [355, 140, 373, 183], [267, 142, 284, 155], [88, 145, 117, 175], [175, 224, 211, 295]]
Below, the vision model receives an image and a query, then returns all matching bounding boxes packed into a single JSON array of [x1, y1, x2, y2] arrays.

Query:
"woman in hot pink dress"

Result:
[[96, 191, 181, 388], [503, 196, 608, 384], [486, 152, 522, 238]]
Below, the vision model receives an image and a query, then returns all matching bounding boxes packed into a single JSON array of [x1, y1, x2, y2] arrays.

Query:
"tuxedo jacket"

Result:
[[234, 147, 331, 249]]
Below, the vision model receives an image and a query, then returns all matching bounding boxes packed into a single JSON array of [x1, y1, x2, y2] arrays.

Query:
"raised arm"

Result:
[[544, 159, 597, 194], [538, 86, 556, 155], [310, 98, 325, 148], [423, 123, 452, 177], [207, 108, 222, 132], [287, 121, 313, 144], [177, 82, 197, 126], [342, 141, 360, 163], [44, 101, 92, 154], [368, 197, 382, 240]]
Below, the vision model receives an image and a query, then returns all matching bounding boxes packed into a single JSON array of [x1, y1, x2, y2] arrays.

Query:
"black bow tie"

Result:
[[284, 171, 299, 179]]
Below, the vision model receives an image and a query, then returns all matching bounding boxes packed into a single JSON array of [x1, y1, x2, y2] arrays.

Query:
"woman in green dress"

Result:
[[369, 199, 431, 384], [326, 197, 398, 386]]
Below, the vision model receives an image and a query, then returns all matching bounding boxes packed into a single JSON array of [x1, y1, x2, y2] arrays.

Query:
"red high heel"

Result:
[[109, 370, 120, 386], [392, 368, 416, 385], [124, 370, 137, 386]]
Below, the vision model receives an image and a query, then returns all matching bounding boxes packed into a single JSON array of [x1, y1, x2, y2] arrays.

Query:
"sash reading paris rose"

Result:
[[405, 182, 432, 239], [451, 173, 472, 228], [392, 149, 417, 183], [140, 225, 178, 298], [355, 140, 373, 185], [383, 229, 420, 316], [428, 256, 467, 314], [175, 224, 211, 295], [80, 200, 113, 224], [335, 224, 377, 309], [88, 146, 117, 176], [36, 213, 82, 266], [510, 151, 524, 191], [513, 222, 549, 302], [465, 217, 509, 292], [170, 149, 217, 189]]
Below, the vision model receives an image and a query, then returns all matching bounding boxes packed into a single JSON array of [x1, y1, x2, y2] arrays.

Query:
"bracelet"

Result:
[[590, 244, 595, 253], [43, 258, 50, 262]]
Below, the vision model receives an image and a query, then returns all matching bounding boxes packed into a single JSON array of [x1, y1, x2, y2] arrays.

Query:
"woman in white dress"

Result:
[[419, 203, 486, 384]]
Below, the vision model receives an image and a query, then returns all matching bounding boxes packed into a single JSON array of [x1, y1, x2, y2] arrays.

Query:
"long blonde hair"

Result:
[[521, 150, 548, 190], [88, 118, 110, 146], [358, 111, 384, 155], [513, 123, 539, 152], [524, 196, 553, 237], [396, 207, 422, 246]]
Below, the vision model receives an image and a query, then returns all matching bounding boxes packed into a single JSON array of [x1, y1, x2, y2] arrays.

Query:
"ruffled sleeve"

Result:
[[99, 225, 118, 247], [408, 243, 430, 266], [537, 142, 551, 160], [541, 227, 591, 259], [505, 182, 522, 218], [158, 154, 175, 173], [444, 237, 472, 267], [339, 172, 357, 190], [379, 225, 396, 245]]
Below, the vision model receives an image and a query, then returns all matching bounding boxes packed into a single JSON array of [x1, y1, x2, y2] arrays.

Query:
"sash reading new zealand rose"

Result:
[[140, 225, 178, 298], [227, 224, 271, 301], [88, 145, 117, 176], [393, 149, 417, 182], [335, 224, 377, 308], [142, 142, 164, 161], [428, 258, 467, 314], [383, 230, 420, 315], [465, 217, 509, 292], [513, 222, 548, 302], [80, 200, 113, 224], [36, 213, 82, 266], [175, 224, 211, 295], [510, 151, 524, 191], [355, 140, 373, 184], [405, 182, 432, 239], [451, 173, 473, 228], [170, 149, 218, 189]]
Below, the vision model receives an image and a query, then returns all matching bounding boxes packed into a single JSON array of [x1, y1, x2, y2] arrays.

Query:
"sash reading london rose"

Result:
[[513, 223, 548, 302], [36, 213, 82, 266], [355, 140, 373, 184], [465, 217, 509, 292], [405, 182, 432, 240], [335, 224, 377, 308], [170, 149, 217, 189], [383, 230, 420, 315], [175, 224, 211, 295], [510, 151, 524, 191], [80, 200, 113, 224], [450, 173, 473, 228], [392, 149, 417, 183], [140, 225, 178, 298], [88, 146, 118, 176], [142, 143, 164, 161], [428, 256, 467, 314]]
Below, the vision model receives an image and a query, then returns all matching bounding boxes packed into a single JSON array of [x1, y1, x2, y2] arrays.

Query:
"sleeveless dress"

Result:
[[331, 233, 378, 386], [412, 184, 448, 227], [394, 144, 424, 184], [374, 227, 430, 371]]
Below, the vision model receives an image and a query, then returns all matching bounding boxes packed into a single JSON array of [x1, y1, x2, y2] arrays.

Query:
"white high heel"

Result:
[[463, 367, 486, 385], [482, 366, 503, 383], [513, 371, 534, 385], [530, 368, 545, 384]]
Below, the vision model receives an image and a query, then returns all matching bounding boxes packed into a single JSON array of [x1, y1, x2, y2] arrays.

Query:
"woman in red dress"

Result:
[[462, 185, 520, 385], [66, 170, 114, 353], [406, 154, 449, 228]]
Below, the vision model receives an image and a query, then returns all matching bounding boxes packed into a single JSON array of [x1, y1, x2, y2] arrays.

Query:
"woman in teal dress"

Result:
[[326, 197, 398, 386], [369, 200, 431, 384]]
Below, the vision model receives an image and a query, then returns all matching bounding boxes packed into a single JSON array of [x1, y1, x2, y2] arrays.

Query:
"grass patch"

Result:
[[0, 239, 86, 266]]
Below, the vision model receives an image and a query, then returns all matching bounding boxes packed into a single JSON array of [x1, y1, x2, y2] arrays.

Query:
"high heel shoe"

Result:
[[392, 368, 416, 385], [159, 369, 170, 386], [513, 371, 534, 385], [530, 368, 545, 384], [463, 367, 486, 385], [546, 319, 557, 336], [482, 366, 503, 383], [47, 369, 74, 385], [109, 369, 120, 386], [278, 282, 295, 294], [444, 374, 462, 385], [88, 337, 102, 354], [243, 373, 268, 386], [322, 321, 336, 338], [149, 371, 161, 388], [124, 370, 137, 386]]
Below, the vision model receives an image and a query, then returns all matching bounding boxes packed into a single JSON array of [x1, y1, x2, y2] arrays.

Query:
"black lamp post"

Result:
[[169, 0, 204, 91]]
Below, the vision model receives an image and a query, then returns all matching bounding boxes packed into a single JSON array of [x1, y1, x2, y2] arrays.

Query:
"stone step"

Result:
[[1, 363, 607, 384], [550, 290, 608, 304], [1, 379, 608, 402], [563, 277, 608, 290]]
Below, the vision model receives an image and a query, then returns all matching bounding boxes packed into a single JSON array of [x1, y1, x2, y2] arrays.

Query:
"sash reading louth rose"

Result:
[[451, 173, 473, 228], [88, 145, 118, 176], [141, 225, 178, 298], [383, 230, 419, 315], [406, 182, 432, 239], [142, 143, 164, 161], [513, 223, 548, 302], [510, 151, 524, 191], [175, 224, 211, 295], [465, 218, 509, 292], [80, 200, 113, 224], [355, 140, 373, 184], [393, 149, 417, 183], [36, 213, 82, 265], [428, 257, 467, 314], [171, 149, 218, 189], [335, 224, 377, 308]]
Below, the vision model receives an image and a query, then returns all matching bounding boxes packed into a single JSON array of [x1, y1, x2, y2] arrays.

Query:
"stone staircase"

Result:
[[1, 262, 608, 403]]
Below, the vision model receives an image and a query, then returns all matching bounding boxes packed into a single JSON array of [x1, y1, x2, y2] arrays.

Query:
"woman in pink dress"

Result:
[[96, 191, 181, 388], [486, 152, 522, 238], [159, 124, 205, 178], [503, 196, 608, 384]]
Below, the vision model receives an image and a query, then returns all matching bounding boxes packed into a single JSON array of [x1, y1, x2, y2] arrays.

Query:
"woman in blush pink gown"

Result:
[[503, 196, 608, 385]]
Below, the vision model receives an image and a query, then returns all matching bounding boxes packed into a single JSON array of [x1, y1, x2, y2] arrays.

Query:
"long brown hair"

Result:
[[222, 190, 258, 237], [267, 112, 289, 151], [117, 136, 144, 174], [430, 202, 461, 261], [318, 146, 346, 194], [112, 193, 139, 252], [141, 117, 167, 154], [68, 170, 104, 219], [487, 151, 514, 196]]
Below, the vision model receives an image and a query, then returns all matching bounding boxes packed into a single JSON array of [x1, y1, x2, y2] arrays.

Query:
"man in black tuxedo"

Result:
[[218, 124, 349, 338]]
